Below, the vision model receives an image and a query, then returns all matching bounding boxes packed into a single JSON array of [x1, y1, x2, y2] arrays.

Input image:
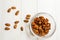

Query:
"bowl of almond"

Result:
[[30, 12, 56, 39]]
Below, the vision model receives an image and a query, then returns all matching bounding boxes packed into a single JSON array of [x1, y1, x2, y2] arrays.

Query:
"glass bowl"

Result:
[[29, 12, 56, 40]]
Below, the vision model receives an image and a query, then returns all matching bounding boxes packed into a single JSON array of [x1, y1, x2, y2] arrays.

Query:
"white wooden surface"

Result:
[[0, 0, 59, 40]]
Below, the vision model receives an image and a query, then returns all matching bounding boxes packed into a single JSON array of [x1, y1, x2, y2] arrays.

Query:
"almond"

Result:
[[7, 8, 11, 13], [5, 23, 10, 26], [11, 6, 16, 9], [15, 10, 19, 16], [5, 27, 10, 30], [20, 26, 23, 31], [26, 14, 31, 17], [14, 24, 17, 29]]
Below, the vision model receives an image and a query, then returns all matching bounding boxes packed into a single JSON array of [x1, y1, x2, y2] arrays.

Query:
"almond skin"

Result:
[[26, 16, 30, 19]]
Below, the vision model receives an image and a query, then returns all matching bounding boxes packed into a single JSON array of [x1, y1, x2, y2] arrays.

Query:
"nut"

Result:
[[15, 10, 19, 16], [24, 20, 29, 23], [26, 14, 31, 17], [24, 14, 31, 23], [7, 8, 11, 13], [14, 24, 17, 29], [32, 25, 38, 30], [5, 23, 10, 26], [11, 6, 16, 9], [33, 29, 39, 35], [14, 21, 19, 24], [31, 22, 36, 26], [5, 27, 10, 30], [20, 26, 23, 31]]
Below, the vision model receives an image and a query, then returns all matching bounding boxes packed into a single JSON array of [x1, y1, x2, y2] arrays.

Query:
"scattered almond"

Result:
[[15, 10, 19, 16], [24, 14, 31, 23], [26, 16, 30, 19], [14, 21, 19, 24], [7, 8, 11, 13], [24, 20, 29, 23], [5, 27, 10, 30], [11, 6, 16, 9], [5, 23, 10, 26], [20, 26, 23, 31], [14, 24, 17, 29], [26, 14, 31, 17]]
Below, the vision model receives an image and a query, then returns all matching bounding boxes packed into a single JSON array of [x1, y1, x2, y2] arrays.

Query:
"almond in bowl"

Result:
[[31, 16, 51, 36], [30, 13, 56, 39]]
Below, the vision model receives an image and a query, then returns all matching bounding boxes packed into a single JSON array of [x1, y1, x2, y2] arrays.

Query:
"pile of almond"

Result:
[[5, 6, 31, 31], [31, 16, 51, 36]]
